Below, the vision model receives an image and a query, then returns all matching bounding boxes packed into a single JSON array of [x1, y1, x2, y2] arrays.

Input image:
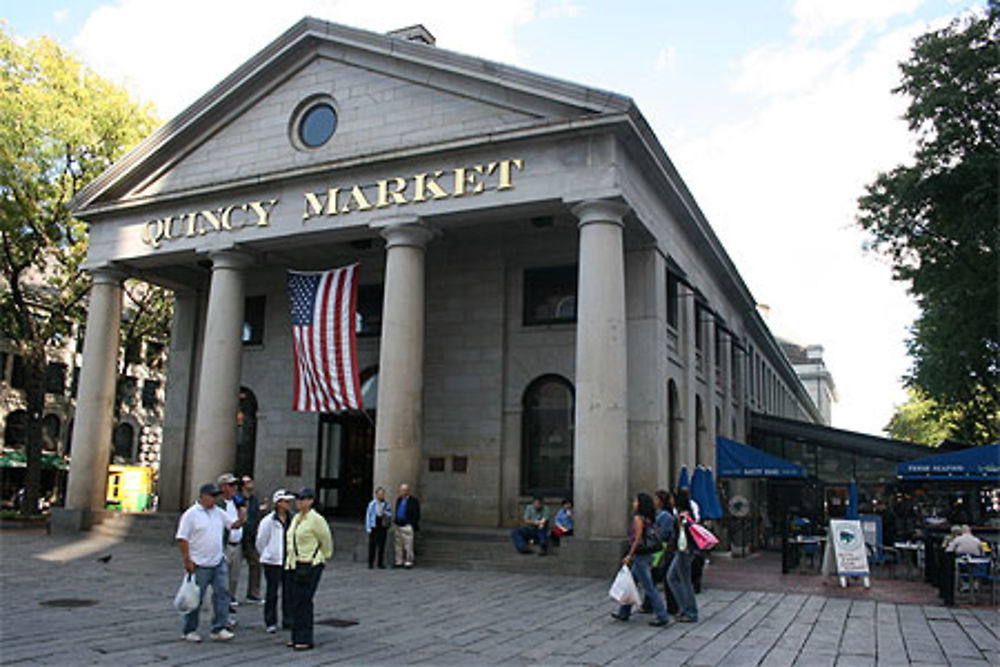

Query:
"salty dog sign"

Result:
[[821, 519, 871, 588], [140, 158, 524, 249]]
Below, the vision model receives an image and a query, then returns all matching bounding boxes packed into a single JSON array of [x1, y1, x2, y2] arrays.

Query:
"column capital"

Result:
[[209, 249, 252, 271], [379, 222, 436, 251], [571, 199, 630, 228], [89, 266, 126, 286]]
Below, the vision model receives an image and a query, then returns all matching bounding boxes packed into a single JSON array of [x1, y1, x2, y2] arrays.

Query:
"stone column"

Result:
[[720, 329, 733, 440], [572, 199, 629, 539], [680, 283, 698, 471], [64, 268, 124, 520], [189, 251, 250, 488], [702, 313, 717, 466], [373, 222, 434, 494], [158, 289, 200, 511]]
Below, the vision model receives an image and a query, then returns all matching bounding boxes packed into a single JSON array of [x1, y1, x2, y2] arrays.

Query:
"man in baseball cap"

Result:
[[175, 482, 246, 642]]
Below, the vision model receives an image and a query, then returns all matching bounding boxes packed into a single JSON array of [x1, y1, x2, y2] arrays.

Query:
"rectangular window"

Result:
[[694, 304, 706, 350], [71, 367, 81, 398], [141, 380, 160, 409], [76, 327, 86, 354], [118, 376, 137, 407], [124, 338, 142, 365], [452, 456, 468, 473], [242, 295, 266, 346], [428, 456, 445, 472], [666, 273, 679, 328], [356, 285, 384, 337], [11, 356, 25, 390], [714, 322, 724, 366], [45, 363, 67, 395], [0, 351, 7, 383], [145, 342, 165, 369], [523, 265, 577, 325], [286, 448, 303, 477]]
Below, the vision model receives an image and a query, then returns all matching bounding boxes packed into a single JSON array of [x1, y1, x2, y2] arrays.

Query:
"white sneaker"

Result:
[[229, 599, 240, 607], [210, 629, 234, 641], [266, 625, 278, 634], [181, 632, 202, 642]]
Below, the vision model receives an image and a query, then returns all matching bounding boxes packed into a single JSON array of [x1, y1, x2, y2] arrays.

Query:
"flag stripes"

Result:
[[287, 264, 363, 412]]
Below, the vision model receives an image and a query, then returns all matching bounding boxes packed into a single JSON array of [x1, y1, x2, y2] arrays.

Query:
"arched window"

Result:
[[236, 387, 258, 477], [42, 414, 61, 452], [695, 395, 708, 465], [668, 380, 680, 483], [112, 423, 135, 463], [3, 410, 28, 448], [521, 375, 574, 497], [359, 367, 378, 411]]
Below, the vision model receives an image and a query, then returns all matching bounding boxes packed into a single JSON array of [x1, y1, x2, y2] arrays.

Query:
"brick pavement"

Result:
[[0, 529, 997, 666]]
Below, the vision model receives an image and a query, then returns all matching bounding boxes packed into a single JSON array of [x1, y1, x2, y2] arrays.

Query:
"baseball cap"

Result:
[[297, 487, 316, 500], [199, 483, 222, 496], [217, 473, 238, 485], [272, 489, 295, 504]]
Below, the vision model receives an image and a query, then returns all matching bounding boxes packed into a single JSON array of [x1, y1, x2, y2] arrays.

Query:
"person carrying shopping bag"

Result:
[[610, 493, 671, 627]]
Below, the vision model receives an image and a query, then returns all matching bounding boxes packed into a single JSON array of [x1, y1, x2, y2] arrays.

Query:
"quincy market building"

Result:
[[60, 20, 822, 554]]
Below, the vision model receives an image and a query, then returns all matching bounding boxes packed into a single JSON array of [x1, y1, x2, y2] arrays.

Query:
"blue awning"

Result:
[[716, 436, 806, 478], [896, 443, 1000, 481]]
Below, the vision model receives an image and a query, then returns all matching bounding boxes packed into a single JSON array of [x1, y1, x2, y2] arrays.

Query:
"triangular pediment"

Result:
[[71, 18, 633, 213]]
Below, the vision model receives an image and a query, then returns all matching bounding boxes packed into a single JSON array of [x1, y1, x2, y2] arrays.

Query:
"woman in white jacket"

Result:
[[256, 489, 295, 633]]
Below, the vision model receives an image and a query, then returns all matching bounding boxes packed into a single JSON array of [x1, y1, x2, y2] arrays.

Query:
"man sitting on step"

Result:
[[511, 497, 549, 556]]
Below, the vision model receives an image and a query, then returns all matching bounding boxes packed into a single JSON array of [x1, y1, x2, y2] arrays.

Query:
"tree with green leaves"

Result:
[[884, 388, 957, 446], [0, 24, 162, 515], [858, 2, 999, 445]]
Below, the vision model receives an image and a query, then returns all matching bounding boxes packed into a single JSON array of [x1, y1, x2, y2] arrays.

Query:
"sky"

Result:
[[1, 0, 985, 437]]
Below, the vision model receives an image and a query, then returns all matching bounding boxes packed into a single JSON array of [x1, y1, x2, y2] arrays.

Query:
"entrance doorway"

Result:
[[315, 369, 377, 517]]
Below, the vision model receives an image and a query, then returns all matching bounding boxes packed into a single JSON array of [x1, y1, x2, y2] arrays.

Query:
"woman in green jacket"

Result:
[[285, 488, 333, 650]]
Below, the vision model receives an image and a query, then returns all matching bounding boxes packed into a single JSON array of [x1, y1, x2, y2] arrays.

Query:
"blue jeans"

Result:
[[667, 550, 698, 621], [182, 558, 231, 634], [618, 553, 669, 622], [511, 526, 547, 551], [291, 564, 323, 646]]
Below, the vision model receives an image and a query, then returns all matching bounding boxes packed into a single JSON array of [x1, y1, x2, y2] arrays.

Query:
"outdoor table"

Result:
[[894, 541, 924, 580]]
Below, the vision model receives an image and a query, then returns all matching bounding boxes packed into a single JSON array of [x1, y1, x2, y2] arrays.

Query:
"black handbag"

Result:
[[635, 523, 661, 555], [292, 518, 321, 581]]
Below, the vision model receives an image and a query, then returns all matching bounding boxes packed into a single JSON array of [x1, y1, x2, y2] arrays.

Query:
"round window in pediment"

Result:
[[291, 96, 338, 150]]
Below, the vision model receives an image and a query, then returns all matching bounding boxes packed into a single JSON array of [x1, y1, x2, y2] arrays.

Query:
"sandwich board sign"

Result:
[[821, 519, 870, 588]]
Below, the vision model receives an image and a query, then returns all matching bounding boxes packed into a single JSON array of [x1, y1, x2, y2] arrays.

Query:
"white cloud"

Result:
[[53, 9, 69, 22], [655, 46, 676, 73], [73, 0, 537, 117], [669, 20, 938, 435], [538, 0, 583, 20], [791, 0, 923, 37]]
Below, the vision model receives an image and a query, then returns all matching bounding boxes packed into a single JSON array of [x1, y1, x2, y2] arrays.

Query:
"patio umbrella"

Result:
[[677, 465, 690, 491], [845, 479, 859, 520], [691, 466, 714, 519], [703, 467, 724, 520]]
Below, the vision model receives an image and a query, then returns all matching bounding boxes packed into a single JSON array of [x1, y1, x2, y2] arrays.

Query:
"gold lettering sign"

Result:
[[301, 158, 523, 223], [140, 157, 524, 248]]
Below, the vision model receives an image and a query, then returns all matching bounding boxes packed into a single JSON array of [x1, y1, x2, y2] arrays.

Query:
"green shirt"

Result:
[[285, 510, 334, 567], [523, 504, 549, 524]]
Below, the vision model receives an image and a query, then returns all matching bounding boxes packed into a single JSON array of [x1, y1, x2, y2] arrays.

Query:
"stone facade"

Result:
[[60, 19, 823, 541]]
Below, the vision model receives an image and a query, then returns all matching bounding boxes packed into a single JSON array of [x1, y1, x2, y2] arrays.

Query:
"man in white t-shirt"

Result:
[[946, 525, 984, 556], [176, 483, 246, 642], [217, 473, 245, 608]]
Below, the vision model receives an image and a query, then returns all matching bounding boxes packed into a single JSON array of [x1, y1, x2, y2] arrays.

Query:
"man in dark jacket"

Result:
[[392, 483, 421, 568], [240, 475, 263, 603]]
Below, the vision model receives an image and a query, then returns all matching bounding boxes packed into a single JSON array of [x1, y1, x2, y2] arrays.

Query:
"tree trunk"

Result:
[[21, 349, 47, 517]]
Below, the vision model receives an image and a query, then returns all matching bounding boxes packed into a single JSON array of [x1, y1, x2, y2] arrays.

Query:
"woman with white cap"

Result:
[[256, 488, 296, 633]]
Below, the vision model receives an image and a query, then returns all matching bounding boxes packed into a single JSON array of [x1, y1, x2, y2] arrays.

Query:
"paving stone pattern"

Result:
[[0, 530, 997, 666]]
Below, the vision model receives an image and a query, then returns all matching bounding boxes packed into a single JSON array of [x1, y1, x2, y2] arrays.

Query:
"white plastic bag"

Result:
[[608, 565, 641, 606], [174, 573, 200, 614]]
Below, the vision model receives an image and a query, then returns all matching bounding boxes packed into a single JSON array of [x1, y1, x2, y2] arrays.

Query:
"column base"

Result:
[[49, 507, 101, 534], [557, 536, 628, 577]]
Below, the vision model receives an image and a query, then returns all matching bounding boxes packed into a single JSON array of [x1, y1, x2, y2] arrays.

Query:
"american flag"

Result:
[[286, 264, 363, 412]]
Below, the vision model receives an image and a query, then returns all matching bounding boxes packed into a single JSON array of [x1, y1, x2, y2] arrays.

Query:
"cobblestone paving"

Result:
[[0, 530, 997, 666]]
